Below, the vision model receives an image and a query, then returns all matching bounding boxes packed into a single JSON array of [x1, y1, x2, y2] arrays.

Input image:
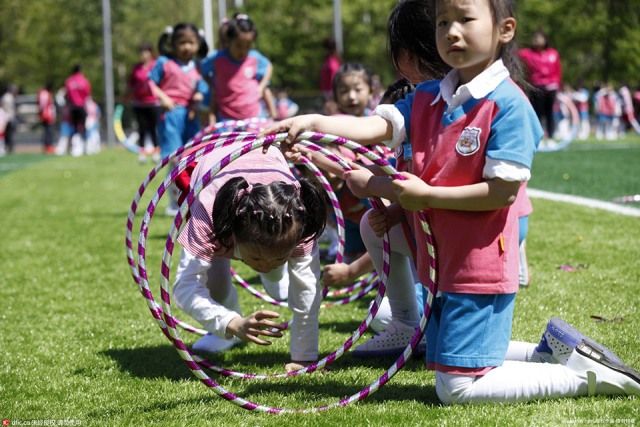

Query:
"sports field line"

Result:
[[528, 188, 640, 217]]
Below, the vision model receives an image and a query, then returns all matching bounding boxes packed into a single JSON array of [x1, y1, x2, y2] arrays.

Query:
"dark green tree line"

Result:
[[0, 0, 638, 101]]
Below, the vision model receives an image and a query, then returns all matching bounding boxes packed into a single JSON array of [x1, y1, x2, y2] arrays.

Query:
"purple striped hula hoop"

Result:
[[125, 131, 376, 337], [139, 136, 391, 377], [227, 143, 382, 307], [125, 131, 259, 337], [128, 130, 437, 412], [192, 117, 273, 142]]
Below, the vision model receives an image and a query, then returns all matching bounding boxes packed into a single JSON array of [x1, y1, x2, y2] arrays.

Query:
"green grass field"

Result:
[[1, 137, 639, 426]]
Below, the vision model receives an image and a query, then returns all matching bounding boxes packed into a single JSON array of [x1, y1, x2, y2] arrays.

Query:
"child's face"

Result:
[[237, 242, 291, 273], [229, 31, 255, 60], [139, 49, 153, 63], [174, 30, 199, 62], [435, 0, 507, 83], [334, 72, 371, 117]]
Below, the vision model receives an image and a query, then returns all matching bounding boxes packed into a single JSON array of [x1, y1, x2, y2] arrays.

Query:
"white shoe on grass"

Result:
[[566, 341, 640, 396], [192, 334, 241, 354], [352, 319, 425, 358]]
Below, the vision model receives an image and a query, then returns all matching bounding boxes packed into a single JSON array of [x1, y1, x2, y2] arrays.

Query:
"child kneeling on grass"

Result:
[[264, 0, 639, 404]]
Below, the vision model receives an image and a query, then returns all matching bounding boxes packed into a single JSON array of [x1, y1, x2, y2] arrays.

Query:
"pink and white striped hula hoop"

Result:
[[126, 131, 437, 412]]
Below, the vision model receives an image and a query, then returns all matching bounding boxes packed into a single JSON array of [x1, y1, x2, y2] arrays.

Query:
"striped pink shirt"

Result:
[[178, 143, 314, 262]]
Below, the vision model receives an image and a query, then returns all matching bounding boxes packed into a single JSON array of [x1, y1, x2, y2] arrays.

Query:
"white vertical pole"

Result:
[[203, 0, 214, 49], [101, 0, 115, 145], [218, 0, 227, 24], [333, 0, 343, 55]]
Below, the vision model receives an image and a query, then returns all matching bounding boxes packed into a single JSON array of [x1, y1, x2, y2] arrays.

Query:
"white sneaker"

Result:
[[164, 204, 179, 217], [70, 134, 84, 157], [192, 334, 241, 354], [55, 137, 69, 155], [566, 341, 640, 396], [369, 296, 392, 333], [352, 319, 426, 358]]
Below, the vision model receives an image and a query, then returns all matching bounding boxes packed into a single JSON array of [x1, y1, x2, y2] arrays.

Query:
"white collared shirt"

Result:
[[435, 59, 510, 114]]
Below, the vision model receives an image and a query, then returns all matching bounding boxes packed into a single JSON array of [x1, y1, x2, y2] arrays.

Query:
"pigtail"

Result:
[[197, 28, 209, 60], [297, 177, 327, 243], [381, 78, 415, 105], [227, 13, 257, 41], [211, 177, 252, 249], [157, 26, 173, 57]]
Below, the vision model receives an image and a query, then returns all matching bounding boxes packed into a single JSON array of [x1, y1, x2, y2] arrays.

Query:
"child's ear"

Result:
[[498, 17, 517, 44]]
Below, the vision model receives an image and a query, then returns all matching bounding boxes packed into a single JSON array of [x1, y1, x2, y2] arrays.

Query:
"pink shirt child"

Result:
[[64, 72, 92, 107], [149, 56, 205, 108], [200, 49, 270, 120], [128, 60, 158, 106], [518, 47, 562, 91]]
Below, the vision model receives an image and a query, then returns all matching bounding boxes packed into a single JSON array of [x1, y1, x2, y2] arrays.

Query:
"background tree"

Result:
[[0, 0, 639, 103]]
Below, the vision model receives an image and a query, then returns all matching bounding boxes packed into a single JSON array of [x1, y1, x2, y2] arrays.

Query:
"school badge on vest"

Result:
[[455, 127, 481, 156]]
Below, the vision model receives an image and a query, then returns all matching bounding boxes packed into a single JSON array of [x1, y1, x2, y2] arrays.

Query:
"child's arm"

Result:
[[258, 63, 273, 96], [149, 82, 175, 110], [322, 253, 373, 287], [174, 249, 285, 345], [262, 87, 277, 119], [392, 173, 521, 211], [264, 113, 393, 146]]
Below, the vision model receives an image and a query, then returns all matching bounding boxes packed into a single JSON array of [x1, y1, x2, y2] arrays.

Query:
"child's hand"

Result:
[[392, 172, 431, 211], [161, 98, 176, 111], [368, 209, 390, 237], [344, 162, 374, 198], [322, 263, 353, 287], [285, 360, 318, 373], [261, 114, 321, 144], [192, 92, 204, 103], [226, 310, 285, 345]]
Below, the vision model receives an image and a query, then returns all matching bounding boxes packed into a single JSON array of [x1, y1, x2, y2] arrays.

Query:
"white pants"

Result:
[[360, 209, 419, 327]]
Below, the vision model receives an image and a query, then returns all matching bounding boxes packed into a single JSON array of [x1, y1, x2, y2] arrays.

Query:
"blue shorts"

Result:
[[158, 106, 200, 158], [426, 292, 515, 370]]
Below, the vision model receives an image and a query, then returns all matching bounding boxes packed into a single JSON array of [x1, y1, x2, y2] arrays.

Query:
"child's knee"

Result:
[[435, 372, 474, 405]]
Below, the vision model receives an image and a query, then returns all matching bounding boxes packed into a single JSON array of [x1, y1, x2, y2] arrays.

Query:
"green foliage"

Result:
[[0, 0, 639, 99]]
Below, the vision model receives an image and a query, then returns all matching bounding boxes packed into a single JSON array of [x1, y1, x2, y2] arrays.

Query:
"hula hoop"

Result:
[[230, 146, 382, 306], [538, 93, 580, 152], [113, 104, 140, 154], [125, 130, 380, 342], [192, 117, 273, 141], [136, 135, 394, 371], [126, 130, 438, 412]]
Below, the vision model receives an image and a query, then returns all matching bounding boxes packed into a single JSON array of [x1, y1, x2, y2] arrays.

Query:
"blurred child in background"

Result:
[[127, 42, 160, 163], [200, 14, 276, 125], [150, 22, 208, 214], [37, 81, 57, 154]]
